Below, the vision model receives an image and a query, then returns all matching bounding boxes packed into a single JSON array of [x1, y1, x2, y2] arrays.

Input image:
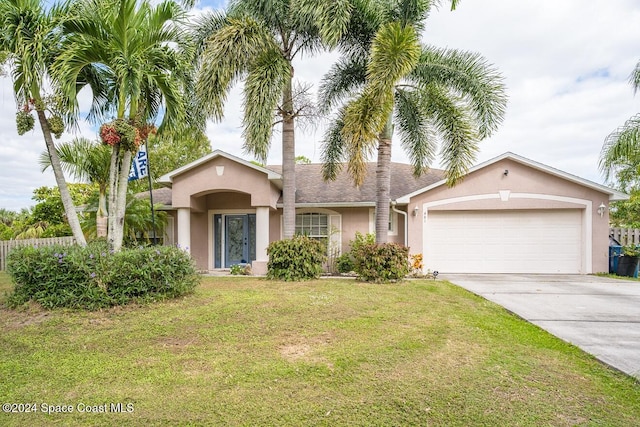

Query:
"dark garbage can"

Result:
[[609, 245, 622, 274], [617, 255, 639, 278]]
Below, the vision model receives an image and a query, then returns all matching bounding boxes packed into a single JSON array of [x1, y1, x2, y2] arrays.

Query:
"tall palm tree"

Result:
[[193, 0, 352, 239], [0, 0, 87, 245], [599, 60, 640, 191], [54, 0, 191, 251], [320, 0, 507, 243], [39, 138, 111, 237]]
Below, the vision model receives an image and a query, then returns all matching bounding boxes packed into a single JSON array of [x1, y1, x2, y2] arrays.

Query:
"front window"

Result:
[[295, 213, 329, 239]]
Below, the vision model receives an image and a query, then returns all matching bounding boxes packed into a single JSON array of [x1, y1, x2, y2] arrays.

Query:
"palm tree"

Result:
[[81, 191, 167, 245], [193, 0, 352, 239], [599, 60, 640, 191], [39, 138, 111, 237], [320, 0, 507, 243], [0, 0, 87, 245], [54, 0, 191, 251]]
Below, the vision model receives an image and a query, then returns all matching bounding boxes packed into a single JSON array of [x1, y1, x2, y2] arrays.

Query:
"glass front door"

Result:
[[216, 214, 256, 268]]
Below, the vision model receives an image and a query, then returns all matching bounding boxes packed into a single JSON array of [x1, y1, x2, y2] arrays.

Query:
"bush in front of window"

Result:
[[336, 232, 375, 274], [266, 235, 326, 281], [352, 242, 410, 283]]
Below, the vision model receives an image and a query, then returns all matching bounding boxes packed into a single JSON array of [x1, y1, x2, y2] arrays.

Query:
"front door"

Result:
[[225, 215, 249, 267], [216, 214, 256, 268]]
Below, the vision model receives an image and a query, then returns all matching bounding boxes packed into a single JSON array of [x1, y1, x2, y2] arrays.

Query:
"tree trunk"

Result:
[[107, 144, 131, 252], [375, 115, 393, 244], [35, 109, 87, 246], [282, 73, 296, 239], [96, 184, 108, 238]]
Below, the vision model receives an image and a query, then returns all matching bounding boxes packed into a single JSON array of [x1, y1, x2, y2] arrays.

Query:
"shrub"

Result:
[[336, 232, 375, 274], [6, 241, 198, 310], [266, 235, 326, 281], [352, 242, 410, 283], [336, 253, 355, 273]]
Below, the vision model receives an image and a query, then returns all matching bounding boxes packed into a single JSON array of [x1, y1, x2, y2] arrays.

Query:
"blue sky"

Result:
[[1, 0, 640, 211]]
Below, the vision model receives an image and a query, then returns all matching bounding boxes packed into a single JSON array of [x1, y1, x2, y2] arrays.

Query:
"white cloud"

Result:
[[2, 0, 640, 210]]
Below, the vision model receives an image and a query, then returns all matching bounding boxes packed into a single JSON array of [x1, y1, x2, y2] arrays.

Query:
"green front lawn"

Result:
[[1, 273, 638, 426]]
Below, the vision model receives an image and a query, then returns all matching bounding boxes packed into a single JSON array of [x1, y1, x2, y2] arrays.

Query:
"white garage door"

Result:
[[425, 209, 583, 274]]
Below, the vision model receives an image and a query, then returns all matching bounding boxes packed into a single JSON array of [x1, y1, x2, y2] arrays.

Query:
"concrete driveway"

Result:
[[443, 274, 640, 379]]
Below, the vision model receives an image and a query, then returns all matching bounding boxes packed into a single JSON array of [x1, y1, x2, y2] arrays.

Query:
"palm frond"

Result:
[[410, 46, 507, 139], [320, 108, 348, 181], [599, 114, 640, 185], [342, 93, 385, 187], [294, 0, 352, 48], [394, 87, 437, 176], [195, 17, 278, 121], [317, 57, 367, 113], [190, 11, 228, 58], [630, 60, 640, 95], [422, 84, 478, 185], [388, 0, 433, 30], [367, 21, 420, 95], [242, 48, 290, 162]]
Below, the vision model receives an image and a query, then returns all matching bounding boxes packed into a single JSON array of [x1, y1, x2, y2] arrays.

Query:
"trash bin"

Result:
[[609, 245, 622, 274]]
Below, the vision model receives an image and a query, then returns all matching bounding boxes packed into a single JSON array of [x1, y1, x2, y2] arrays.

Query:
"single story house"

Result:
[[155, 150, 626, 275]]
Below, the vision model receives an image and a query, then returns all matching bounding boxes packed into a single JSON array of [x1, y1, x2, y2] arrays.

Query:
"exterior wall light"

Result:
[[413, 206, 419, 216], [597, 202, 606, 218]]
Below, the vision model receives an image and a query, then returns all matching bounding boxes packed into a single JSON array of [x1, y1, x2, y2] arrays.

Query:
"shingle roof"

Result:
[[266, 162, 444, 204], [146, 162, 444, 208], [135, 187, 173, 207]]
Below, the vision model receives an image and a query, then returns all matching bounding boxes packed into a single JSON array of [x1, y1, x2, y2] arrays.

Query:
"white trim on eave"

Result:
[[157, 149, 282, 185], [396, 152, 628, 203]]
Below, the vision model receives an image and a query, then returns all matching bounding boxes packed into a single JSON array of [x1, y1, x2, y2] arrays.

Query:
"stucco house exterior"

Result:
[[155, 150, 626, 275]]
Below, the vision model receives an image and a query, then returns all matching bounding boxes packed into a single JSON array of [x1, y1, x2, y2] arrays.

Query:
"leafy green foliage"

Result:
[[352, 242, 410, 282], [81, 191, 167, 245], [0, 185, 94, 239], [336, 253, 355, 273], [6, 242, 198, 310], [610, 189, 640, 227], [336, 231, 376, 273], [336, 231, 375, 273], [266, 235, 326, 281]]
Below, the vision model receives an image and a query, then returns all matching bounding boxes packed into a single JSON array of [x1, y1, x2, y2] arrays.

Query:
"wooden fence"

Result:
[[610, 228, 640, 246], [0, 236, 76, 271]]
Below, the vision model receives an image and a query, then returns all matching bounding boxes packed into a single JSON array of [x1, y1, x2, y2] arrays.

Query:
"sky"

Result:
[[1, 0, 640, 211]]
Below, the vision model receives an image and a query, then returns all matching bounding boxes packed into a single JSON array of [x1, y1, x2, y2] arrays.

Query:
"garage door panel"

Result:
[[425, 210, 582, 274]]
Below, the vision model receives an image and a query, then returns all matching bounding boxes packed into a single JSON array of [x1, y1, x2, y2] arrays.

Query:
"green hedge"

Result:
[[266, 235, 326, 281], [6, 241, 199, 310], [352, 242, 410, 283]]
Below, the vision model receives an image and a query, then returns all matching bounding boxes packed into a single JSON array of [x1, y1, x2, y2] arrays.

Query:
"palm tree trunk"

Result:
[[107, 144, 131, 252], [35, 109, 87, 246], [375, 114, 393, 244], [114, 149, 132, 251], [282, 73, 296, 239], [96, 184, 108, 238]]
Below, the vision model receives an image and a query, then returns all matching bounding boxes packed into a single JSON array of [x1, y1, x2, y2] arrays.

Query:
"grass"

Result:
[[1, 272, 639, 426]]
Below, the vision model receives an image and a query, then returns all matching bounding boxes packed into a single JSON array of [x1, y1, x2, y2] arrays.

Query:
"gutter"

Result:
[[391, 201, 408, 247]]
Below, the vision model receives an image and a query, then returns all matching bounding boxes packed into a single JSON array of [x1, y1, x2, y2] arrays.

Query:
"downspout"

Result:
[[391, 201, 408, 247]]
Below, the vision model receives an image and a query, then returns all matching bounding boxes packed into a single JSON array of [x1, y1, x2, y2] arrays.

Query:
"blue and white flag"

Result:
[[129, 144, 148, 181]]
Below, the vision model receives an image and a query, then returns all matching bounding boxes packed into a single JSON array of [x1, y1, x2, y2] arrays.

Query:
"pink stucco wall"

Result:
[[405, 158, 611, 273], [171, 156, 280, 210]]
